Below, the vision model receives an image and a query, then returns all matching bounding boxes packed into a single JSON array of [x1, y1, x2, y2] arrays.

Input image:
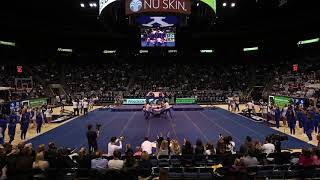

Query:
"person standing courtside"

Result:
[[86, 124, 99, 153], [83, 99, 89, 115], [72, 99, 79, 116]]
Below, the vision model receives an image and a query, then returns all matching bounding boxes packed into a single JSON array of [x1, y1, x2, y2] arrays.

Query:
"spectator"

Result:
[[216, 138, 226, 154], [194, 139, 205, 155], [261, 137, 275, 155], [137, 151, 152, 178], [108, 150, 124, 170], [91, 151, 108, 172], [134, 146, 143, 156], [76, 147, 91, 170], [169, 139, 181, 155], [157, 140, 169, 158], [32, 152, 50, 171], [182, 139, 193, 155], [225, 136, 236, 154], [108, 136, 122, 156], [205, 142, 216, 155], [125, 144, 134, 155], [141, 137, 156, 155], [240, 150, 259, 167]]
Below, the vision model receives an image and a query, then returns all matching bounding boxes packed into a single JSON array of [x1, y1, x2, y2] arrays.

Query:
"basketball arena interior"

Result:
[[0, 0, 320, 179]]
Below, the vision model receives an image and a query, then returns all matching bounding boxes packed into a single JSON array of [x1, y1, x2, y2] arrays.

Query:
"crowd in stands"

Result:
[[1, 133, 320, 179], [268, 61, 320, 99], [0, 62, 250, 104]]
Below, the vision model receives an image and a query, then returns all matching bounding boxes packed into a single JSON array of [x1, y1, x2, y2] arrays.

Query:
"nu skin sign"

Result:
[[126, 0, 191, 15]]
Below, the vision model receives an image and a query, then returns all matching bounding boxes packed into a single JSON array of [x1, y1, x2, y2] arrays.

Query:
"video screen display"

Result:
[[141, 27, 175, 47]]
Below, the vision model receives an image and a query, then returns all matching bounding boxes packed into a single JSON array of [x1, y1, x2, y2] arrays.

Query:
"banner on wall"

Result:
[[29, 98, 47, 107], [176, 98, 196, 104], [126, 0, 191, 15], [123, 98, 146, 105]]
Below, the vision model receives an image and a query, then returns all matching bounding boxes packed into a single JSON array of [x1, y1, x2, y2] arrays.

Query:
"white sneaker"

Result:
[[307, 141, 313, 144]]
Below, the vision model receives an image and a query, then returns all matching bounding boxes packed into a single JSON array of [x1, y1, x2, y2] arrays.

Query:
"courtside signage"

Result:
[[123, 98, 146, 105], [126, 0, 191, 15], [176, 98, 196, 104]]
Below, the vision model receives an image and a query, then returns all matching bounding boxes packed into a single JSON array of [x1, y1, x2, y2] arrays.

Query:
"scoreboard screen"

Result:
[[141, 27, 175, 47]]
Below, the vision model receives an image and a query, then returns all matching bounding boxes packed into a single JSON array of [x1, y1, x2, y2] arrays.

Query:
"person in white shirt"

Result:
[[72, 100, 79, 116], [141, 137, 156, 155], [45, 108, 53, 123], [78, 99, 83, 115], [281, 105, 288, 126], [83, 99, 89, 115], [261, 138, 275, 155], [108, 150, 124, 170], [108, 136, 122, 156], [246, 101, 255, 117], [163, 101, 172, 118]]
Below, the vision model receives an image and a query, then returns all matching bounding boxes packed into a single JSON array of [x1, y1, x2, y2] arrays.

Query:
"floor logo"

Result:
[[130, 0, 142, 12]]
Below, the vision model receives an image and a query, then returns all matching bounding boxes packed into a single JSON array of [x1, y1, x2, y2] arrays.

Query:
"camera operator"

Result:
[[86, 124, 99, 153], [108, 136, 123, 156]]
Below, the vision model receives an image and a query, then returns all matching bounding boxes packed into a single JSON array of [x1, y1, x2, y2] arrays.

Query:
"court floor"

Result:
[[26, 107, 313, 152]]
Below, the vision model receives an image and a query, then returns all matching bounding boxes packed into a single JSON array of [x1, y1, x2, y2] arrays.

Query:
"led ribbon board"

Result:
[[126, 0, 191, 15], [99, 0, 118, 14]]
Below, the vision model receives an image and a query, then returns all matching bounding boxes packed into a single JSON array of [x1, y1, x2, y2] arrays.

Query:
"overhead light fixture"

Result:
[[0, 40, 16, 46], [93, 3, 97, 7], [103, 50, 116, 54], [243, 47, 258, 52], [57, 48, 73, 52], [200, 49, 214, 53], [168, 50, 178, 53], [297, 38, 319, 46], [196, 3, 199, 6], [80, 3, 85, 7], [139, 50, 148, 54], [222, 2, 227, 7], [231, 2, 236, 7]]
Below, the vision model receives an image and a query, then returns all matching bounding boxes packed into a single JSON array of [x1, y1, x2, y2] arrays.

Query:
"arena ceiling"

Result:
[[0, 0, 319, 48]]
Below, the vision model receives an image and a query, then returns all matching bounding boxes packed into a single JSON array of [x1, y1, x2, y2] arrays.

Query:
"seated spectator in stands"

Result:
[[253, 139, 262, 155], [108, 136, 122, 156], [125, 144, 134, 155], [36, 144, 45, 154], [141, 137, 156, 155], [182, 139, 193, 155], [194, 139, 205, 155], [157, 140, 169, 158], [205, 142, 216, 155], [229, 158, 247, 180], [225, 136, 236, 154], [312, 149, 320, 166], [216, 138, 226, 154], [261, 137, 275, 155], [15, 146, 34, 179], [45, 142, 57, 168], [169, 139, 181, 155], [55, 148, 74, 171], [91, 151, 108, 172], [76, 147, 91, 170], [240, 150, 259, 167], [108, 150, 124, 170], [240, 136, 254, 154], [32, 152, 50, 171], [299, 149, 314, 168], [124, 152, 137, 170], [137, 151, 152, 178], [134, 146, 143, 156]]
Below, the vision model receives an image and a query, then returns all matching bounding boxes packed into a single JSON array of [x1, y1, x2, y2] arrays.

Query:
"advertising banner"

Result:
[[176, 98, 196, 104], [126, 0, 191, 15], [123, 98, 146, 105], [9, 101, 21, 111], [29, 98, 47, 107]]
